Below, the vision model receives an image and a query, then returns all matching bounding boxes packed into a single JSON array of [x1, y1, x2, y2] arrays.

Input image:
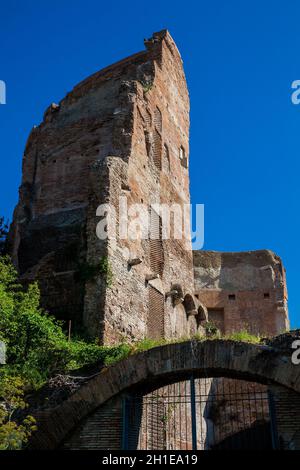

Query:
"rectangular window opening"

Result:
[[179, 146, 188, 168]]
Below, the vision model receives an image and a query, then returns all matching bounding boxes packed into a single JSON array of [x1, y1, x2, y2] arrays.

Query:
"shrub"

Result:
[[0, 255, 119, 448], [0, 373, 36, 450], [203, 321, 220, 337], [77, 256, 113, 287], [226, 330, 261, 344]]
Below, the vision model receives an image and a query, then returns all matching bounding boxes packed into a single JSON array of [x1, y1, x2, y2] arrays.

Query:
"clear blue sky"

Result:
[[0, 0, 299, 328]]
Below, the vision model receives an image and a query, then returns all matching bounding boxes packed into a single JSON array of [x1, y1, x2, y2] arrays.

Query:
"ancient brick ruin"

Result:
[[10, 30, 195, 344], [30, 338, 300, 450], [9, 30, 288, 345], [194, 250, 289, 337], [9, 30, 296, 450]]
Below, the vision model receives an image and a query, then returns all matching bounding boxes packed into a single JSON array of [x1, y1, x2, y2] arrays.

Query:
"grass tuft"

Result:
[[101, 330, 263, 366]]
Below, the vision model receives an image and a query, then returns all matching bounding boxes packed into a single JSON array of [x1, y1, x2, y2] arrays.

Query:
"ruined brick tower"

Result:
[[10, 30, 289, 346], [10, 30, 196, 344], [9, 30, 293, 451]]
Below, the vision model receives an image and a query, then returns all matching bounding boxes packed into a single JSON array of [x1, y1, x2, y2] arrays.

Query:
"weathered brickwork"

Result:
[[9, 30, 297, 451], [29, 339, 300, 450], [193, 250, 289, 446], [62, 395, 123, 450], [270, 385, 300, 449], [10, 30, 289, 345], [194, 250, 289, 336], [10, 30, 197, 343]]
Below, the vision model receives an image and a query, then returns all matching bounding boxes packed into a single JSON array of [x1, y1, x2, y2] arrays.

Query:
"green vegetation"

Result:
[[0, 250, 262, 449], [225, 330, 261, 344], [102, 330, 263, 367], [77, 256, 113, 287], [0, 374, 36, 450], [0, 255, 117, 448], [200, 322, 261, 344], [0, 255, 129, 385], [139, 80, 153, 94], [203, 320, 220, 337]]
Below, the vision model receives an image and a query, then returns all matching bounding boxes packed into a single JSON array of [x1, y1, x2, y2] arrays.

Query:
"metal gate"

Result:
[[122, 377, 278, 450]]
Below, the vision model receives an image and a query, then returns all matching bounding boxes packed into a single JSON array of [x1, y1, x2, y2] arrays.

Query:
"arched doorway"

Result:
[[121, 376, 275, 450], [29, 339, 300, 450]]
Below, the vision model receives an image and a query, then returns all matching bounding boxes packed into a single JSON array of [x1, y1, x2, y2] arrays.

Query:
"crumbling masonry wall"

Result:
[[9, 30, 196, 343], [193, 250, 289, 336], [193, 249, 289, 446], [10, 31, 292, 451]]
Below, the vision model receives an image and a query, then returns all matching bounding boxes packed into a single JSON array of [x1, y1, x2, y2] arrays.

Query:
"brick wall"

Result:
[[194, 250, 289, 336], [10, 30, 197, 343], [270, 385, 300, 450], [62, 396, 123, 450]]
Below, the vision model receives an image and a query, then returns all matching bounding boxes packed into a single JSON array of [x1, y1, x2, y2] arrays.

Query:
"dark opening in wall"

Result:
[[228, 294, 236, 301], [264, 293, 270, 299], [179, 146, 187, 168], [207, 308, 225, 334], [55, 242, 79, 273], [197, 303, 208, 328], [183, 294, 197, 316]]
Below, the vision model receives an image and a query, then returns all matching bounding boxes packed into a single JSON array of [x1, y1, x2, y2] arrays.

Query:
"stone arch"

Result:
[[183, 293, 197, 316], [29, 339, 300, 449], [172, 302, 188, 337], [197, 302, 208, 322], [170, 283, 184, 305], [182, 294, 198, 336], [196, 302, 208, 331]]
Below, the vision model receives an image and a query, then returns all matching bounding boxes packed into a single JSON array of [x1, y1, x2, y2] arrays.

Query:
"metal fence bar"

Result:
[[190, 376, 198, 450], [126, 379, 273, 450], [268, 390, 279, 450]]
